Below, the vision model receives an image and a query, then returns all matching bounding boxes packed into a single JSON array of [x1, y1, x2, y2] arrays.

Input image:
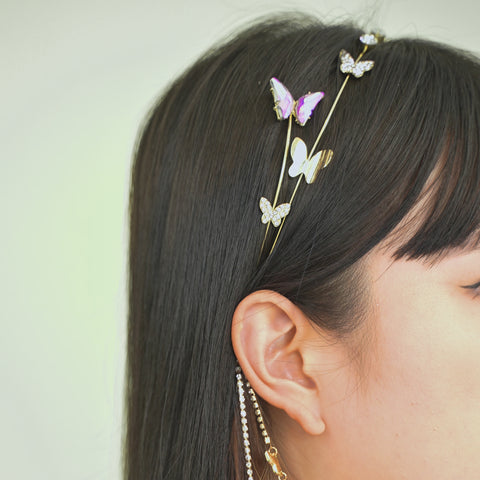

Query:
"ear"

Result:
[[231, 290, 327, 436]]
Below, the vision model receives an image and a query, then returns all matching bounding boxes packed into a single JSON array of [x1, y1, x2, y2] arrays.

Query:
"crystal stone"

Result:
[[360, 33, 378, 45]]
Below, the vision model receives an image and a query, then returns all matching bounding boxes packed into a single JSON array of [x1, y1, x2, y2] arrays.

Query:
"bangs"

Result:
[[387, 108, 480, 262], [262, 34, 480, 277], [374, 43, 480, 263]]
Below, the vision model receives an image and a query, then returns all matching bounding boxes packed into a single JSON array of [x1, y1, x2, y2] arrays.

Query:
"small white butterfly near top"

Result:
[[259, 197, 291, 227], [288, 137, 333, 184], [339, 49, 375, 78], [359, 32, 385, 46], [360, 33, 378, 46]]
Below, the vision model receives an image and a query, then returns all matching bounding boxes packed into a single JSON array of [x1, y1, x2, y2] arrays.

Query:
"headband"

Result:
[[259, 32, 384, 259]]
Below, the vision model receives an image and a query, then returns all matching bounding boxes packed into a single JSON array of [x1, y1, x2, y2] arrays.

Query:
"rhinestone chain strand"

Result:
[[235, 366, 288, 480], [236, 366, 254, 480]]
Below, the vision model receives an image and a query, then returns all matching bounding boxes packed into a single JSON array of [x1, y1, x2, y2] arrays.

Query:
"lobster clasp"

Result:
[[265, 446, 287, 479]]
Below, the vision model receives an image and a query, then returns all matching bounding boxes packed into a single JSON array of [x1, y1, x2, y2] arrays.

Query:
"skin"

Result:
[[232, 243, 480, 479]]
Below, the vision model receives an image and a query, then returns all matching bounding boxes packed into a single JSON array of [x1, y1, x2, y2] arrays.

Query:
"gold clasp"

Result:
[[265, 446, 287, 479]]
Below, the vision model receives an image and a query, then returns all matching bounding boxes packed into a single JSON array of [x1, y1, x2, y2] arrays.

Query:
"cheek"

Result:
[[348, 255, 480, 477], [373, 259, 480, 406]]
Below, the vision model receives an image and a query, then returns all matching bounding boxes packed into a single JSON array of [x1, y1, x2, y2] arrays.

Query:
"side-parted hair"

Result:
[[124, 15, 480, 479]]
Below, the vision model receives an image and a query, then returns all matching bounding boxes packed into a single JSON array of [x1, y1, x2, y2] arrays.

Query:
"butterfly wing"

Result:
[[259, 197, 274, 224], [352, 60, 375, 78], [319, 149, 334, 170], [304, 151, 322, 184], [294, 91, 325, 126], [271, 203, 291, 227], [270, 77, 294, 120], [303, 149, 334, 184], [288, 137, 308, 178], [339, 50, 355, 75]]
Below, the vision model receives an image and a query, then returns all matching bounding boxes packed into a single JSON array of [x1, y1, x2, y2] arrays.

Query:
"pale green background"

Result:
[[1, 0, 478, 478]]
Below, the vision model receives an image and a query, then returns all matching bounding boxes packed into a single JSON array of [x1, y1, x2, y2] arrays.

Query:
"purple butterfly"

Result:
[[270, 77, 325, 126]]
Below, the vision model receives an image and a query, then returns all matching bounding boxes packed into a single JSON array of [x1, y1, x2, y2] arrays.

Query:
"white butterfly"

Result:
[[288, 137, 333, 184], [259, 197, 291, 227], [339, 49, 375, 78]]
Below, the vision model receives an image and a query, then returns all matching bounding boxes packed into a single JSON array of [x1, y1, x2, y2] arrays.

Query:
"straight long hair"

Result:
[[125, 16, 480, 479]]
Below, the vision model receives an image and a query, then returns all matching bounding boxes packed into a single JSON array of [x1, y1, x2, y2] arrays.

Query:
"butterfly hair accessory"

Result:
[[289, 138, 333, 184], [259, 197, 291, 228], [258, 78, 325, 255], [339, 50, 374, 78], [259, 32, 384, 258], [270, 77, 325, 126]]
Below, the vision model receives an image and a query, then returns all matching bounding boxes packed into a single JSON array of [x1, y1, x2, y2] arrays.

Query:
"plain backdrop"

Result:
[[1, 0, 479, 478]]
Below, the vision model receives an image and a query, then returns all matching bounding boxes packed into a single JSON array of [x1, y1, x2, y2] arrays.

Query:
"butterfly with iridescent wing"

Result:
[[288, 138, 333, 184], [339, 49, 375, 78], [270, 77, 325, 126]]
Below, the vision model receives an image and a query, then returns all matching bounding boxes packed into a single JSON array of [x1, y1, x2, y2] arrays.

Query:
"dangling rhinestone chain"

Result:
[[235, 366, 288, 480], [236, 366, 254, 480]]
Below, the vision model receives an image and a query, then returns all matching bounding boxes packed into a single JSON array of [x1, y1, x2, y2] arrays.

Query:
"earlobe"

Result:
[[231, 290, 326, 436]]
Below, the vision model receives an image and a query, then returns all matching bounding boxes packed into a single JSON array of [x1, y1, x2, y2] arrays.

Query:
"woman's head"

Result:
[[125, 15, 480, 479]]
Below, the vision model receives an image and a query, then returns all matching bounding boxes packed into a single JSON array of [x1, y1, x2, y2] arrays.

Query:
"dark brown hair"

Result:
[[124, 15, 480, 479]]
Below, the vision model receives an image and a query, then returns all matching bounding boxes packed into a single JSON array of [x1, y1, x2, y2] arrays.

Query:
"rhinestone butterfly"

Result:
[[288, 137, 333, 184], [360, 33, 378, 46], [270, 77, 324, 126], [339, 49, 375, 78], [360, 32, 385, 46], [259, 197, 291, 227]]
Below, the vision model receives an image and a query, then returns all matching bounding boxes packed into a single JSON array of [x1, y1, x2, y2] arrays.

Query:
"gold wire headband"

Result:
[[259, 32, 384, 258]]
